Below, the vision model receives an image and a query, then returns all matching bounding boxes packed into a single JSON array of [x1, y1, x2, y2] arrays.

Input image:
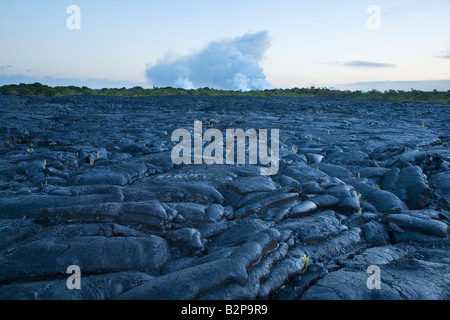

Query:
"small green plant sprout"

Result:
[[96, 151, 100, 160], [164, 131, 168, 135], [292, 146, 298, 153], [339, 219, 342, 224], [24, 129, 30, 136], [280, 285, 286, 290], [422, 122, 425, 129], [77, 152, 79, 157], [44, 159, 47, 164], [318, 137, 321, 142], [305, 135, 308, 139], [376, 184, 381, 189], [282, 138, 287, 143], [358, 208, 363, 214], [269, 148, 273, 156], [87, 154, 95, 165], [189, 109, 192, 114], [328, 130, 330, 135], [357, 172, 361, 179], [302, 255, 310, 275], [357, 192, 362, 199], [229, 122, 233, 126]]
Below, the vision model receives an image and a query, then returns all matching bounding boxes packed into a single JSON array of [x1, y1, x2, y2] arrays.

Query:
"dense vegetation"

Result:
[[1, 82, 449, 105]]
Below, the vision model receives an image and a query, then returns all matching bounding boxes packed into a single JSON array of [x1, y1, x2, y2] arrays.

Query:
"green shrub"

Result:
[[0, 83, 448, 104]]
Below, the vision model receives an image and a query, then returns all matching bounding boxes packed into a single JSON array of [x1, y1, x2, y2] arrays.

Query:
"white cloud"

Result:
[[146, 32, 272, 91]]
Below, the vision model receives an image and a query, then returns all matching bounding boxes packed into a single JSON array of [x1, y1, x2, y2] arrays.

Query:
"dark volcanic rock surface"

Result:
[[0, 95, 448, 300]]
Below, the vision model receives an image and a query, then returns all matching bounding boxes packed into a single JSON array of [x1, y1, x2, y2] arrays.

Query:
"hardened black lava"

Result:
[[0, 94, 448, 300]]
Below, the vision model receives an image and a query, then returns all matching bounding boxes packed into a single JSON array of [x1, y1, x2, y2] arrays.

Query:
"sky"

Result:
[[0, 0, 449, 91]]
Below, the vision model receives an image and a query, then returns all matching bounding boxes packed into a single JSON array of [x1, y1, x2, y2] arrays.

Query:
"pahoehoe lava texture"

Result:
[[0, 95, 449, 300]]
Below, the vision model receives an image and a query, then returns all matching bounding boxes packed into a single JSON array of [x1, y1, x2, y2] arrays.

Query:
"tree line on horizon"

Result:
[[0, 82, 449, 105]]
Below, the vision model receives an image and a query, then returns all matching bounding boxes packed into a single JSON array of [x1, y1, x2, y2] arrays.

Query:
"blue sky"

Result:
[[1, 0, 449, 90]]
